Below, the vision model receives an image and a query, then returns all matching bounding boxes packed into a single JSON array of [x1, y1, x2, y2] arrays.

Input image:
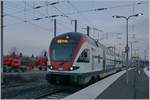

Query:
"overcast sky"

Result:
[[2, 0, 149, 60]]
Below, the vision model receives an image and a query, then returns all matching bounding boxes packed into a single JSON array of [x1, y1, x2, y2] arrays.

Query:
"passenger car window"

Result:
[[77, 49, 90, 63]]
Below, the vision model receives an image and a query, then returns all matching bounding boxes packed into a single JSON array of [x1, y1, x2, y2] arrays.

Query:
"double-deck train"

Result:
[[46, 32, 125, 84]]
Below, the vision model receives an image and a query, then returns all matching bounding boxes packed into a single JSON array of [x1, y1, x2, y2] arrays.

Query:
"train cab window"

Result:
[[77, 49, 90, 63]]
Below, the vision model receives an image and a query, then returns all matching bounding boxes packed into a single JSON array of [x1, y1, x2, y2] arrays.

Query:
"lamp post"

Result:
[[112, 13, 143, 84], [129, 41, 137, 61], [1, 0, 4, 84], [129, 41, 135, 67]]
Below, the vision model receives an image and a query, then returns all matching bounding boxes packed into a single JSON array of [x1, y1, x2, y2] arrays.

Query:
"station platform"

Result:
[[97, 67, 149, 99], [65, 67, 149, 99]]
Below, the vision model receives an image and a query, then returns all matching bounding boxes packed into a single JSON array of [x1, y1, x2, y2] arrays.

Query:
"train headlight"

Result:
[[69, 66, 79, 71], [70, 67, 74, 71], [48, 65, 53, 70], [50, 66, 53, 70]]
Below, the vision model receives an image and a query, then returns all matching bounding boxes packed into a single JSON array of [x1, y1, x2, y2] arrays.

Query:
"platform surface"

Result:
[[97, 67, 149, 99], [65, 67, 149, 99]]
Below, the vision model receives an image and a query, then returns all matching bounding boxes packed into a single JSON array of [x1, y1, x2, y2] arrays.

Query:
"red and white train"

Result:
[[46, 32, 125, 84]]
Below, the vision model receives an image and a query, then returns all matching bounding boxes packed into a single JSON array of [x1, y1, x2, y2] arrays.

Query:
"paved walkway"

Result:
[[97, 67, 149, 99]]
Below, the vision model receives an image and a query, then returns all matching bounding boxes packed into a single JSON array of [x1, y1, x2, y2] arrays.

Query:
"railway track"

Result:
[[2, 81, 86, 99], [2, 70, 122, 99], [45, 90, 74, 99], [2, 83, 24, 89], [34, 72, 120, 99], [2, 81, 49, 99], [34, 85, 85, 99], [34, 89, 66, 99]]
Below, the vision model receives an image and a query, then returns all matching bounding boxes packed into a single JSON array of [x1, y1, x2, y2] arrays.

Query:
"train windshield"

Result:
[[50, 33, 82, 61], [51, 43, 76, 61]]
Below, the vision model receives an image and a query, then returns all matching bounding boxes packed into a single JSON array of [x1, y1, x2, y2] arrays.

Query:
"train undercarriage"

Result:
[[46, 68, 120, 85]]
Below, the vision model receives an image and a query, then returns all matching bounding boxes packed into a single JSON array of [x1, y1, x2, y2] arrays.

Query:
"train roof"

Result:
[[55, 32, 85, 38], [54, 32, 106, 48]]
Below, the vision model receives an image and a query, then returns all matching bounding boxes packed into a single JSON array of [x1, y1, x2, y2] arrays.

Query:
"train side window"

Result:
[[77, 49, 90, 63]]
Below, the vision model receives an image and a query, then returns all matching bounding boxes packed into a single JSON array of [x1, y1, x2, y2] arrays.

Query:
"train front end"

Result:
[[46, 32, 86, 84]]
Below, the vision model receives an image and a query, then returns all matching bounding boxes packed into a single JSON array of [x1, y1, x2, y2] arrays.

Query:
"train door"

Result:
[[103, 49, 106, 71], [113, 54, 116, 69], [91, 48, 103, 71], [91, 48, 95, 71], [96, 48, 103, 71], [92, 55, 93, 70]]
